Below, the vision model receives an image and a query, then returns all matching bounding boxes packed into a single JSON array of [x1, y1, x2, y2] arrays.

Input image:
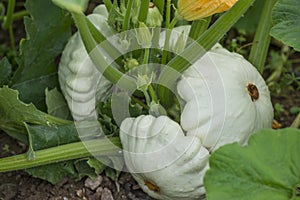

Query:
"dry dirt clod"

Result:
[[132, 184, 140, 190], [76, 189, 84, 198], [85, 176, 103, 190], [101, 187, 114, 200]]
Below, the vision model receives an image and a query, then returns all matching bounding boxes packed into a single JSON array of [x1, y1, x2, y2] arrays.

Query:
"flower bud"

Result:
[[136, 22, 152, 48], [177, 0, 238, 21], [146, 2, 163, 27], [124, 58, 139, 71]]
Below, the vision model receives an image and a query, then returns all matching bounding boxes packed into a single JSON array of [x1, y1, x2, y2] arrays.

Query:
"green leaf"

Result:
[[12, 73, 59, 111], [45, 87, 72, 120], [13, 0, 71, 82], [107, 156, 123, 180], [0, 86, 70, 143], [74, 159, 103, 180], [26, 123, 79, 150], [105, 167, 119, 181], [270, 0, 300, 51], [0, 86, 116, 184], [11, 0, 72, 110], [87, 157, 107, 174], [0, 57, 12, 87], [234, 0, 265, 33], [102, 156, 123, 181], [23, 122, 94, 184], [204, 128, 300, 200], [97, 94, 144, 136], [26, 161, 77, 184]]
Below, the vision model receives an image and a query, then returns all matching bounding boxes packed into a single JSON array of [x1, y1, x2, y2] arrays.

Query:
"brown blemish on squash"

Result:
[[145, 180, 160, 193], [247, 83, 259, 101]]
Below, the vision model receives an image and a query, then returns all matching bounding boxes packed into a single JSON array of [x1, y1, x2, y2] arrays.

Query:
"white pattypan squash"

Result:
[[58, 5, 113, 121], [178, 44, 274, 150], [120, 115, 209, 200]]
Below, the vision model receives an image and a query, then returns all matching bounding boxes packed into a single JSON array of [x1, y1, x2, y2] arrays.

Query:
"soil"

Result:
[[272, 91, 300, 127]]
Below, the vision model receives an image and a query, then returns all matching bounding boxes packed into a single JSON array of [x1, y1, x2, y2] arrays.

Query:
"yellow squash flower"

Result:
[[177, 0, 238, 21]]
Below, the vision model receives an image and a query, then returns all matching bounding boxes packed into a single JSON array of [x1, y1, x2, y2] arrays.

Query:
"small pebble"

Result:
[[127, 192, 138, 200], [118, 173, 132, 185], [101, 187, 114, 200], [85, 176, 103, 190], [96, 186, 103, 194], [132, 184, 140, 190], [76, 189, 84, 198], [88, 187, 103, 200]]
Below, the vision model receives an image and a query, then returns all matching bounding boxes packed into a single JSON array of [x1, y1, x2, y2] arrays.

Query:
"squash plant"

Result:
[[0, 0, 299, 199]]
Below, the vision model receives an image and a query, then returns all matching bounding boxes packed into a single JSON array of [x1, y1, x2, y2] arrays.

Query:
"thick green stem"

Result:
[[158, 0, 255, 107], [0, 10, 29, 22], [72, 12, 96, 54], [152, 0, 164, 14], [3, 0, 16, 50], [161, 0, 172, 65], [249, 0, 277, 74], [46, 114, 72, 125], [148, 84, 157, 103], [122, 0, 134, 31], [188, 17, 211, 42], [72, 12, 136, 91], [143, 48, 150, 64], [12, 10, 29, 20], [169, 18, 177, 29], [165, 0, 171, 28], [138, 0, 149, 23], [131, 96, 148, 109], [0, 137, 121, 172], [3, 0, 15, 29], [85, 18, 108, 44], [103, 0, 113, 12], [8, 26, 15, 50], [161, 31, 171, 65], [142, 90, 151, 106], [85, 18, 121, 59]]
